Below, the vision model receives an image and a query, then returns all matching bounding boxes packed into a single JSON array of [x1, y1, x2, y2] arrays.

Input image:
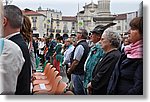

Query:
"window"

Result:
[[57, 15, 59, 18], [116, 26, 121, 30], [125, 25, 127, 30], [72, 22, 75, 26], [56, 29, 61, 33], [56, 19, 59, 26], [32, 17, 37, 22], [63, 30, 69, 33], [32, 27, 37, 30], [44, 24, 46, 28]]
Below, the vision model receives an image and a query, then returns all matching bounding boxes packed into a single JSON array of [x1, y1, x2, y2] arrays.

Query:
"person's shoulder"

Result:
[[76, 44, 84, 50], [4, 39, 22, 54]]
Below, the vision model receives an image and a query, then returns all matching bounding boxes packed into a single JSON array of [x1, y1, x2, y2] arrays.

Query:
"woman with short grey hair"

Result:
[[102, 29, 121, 50], [87, 29, 121, 95]]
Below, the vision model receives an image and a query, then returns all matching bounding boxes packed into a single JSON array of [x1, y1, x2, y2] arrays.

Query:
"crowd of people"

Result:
[[0, 1, 143, 95]]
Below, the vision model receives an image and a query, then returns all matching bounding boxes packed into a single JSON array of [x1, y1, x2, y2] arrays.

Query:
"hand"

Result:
[[32, 70, 36, 73], [68, 63, 71, 67], [67, 68, 71, 75], [52, 52, 56, 58], [87, 82, 92, 95]]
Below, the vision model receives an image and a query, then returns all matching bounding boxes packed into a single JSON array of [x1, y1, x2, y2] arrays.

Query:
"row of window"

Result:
[[116, 26, 127, 30]]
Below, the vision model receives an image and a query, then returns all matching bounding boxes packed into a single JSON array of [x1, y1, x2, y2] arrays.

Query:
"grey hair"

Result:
[[4, 5, 23, 29], [103, 29, 121, 48], [79, 28, 88, 39]]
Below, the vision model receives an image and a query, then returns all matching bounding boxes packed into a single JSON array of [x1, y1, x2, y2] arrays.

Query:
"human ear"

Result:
[[3, 17, 8, 27]]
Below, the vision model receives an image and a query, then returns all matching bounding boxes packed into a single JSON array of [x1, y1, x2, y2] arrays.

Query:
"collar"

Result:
[[5, 32, 20, 39], [77, 39, 86, 44]]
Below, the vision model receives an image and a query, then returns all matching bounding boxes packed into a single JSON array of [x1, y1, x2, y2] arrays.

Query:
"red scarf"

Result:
[[124, 40, 143, 59]]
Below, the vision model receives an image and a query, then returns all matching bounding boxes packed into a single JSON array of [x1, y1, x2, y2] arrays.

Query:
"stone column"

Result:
[[98, 0, 110, 15]]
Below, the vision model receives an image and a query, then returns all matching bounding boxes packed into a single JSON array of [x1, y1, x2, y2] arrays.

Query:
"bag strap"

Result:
[[0, 38, 4, 55]]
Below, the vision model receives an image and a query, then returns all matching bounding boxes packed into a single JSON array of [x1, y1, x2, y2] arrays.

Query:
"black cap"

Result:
[[90, 25, 105, 35], [91, 23, 116, 35]]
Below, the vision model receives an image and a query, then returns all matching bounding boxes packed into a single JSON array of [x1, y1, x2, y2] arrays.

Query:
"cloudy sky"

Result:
[[3, 0, 142, 16]]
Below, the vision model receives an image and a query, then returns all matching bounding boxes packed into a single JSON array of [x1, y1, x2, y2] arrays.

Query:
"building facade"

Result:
[[37, 8, 77, 37], [23, 9, 47, 37], [113, 11, 138, 37], [77, 0, 115, 33], [77, 2, 98, 33], [61, 16, 77, 37], [37, 8, 62, 37], [23, 0, 142, 38]]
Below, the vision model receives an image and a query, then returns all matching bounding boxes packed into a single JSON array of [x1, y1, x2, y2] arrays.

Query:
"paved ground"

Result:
[[60, 66, 69, 83]]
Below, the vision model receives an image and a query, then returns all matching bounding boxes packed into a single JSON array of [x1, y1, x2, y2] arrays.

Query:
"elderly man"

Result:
[[3, 5, 31, 95], [67, 29, 90, 95], [83, 25, 104, 94]]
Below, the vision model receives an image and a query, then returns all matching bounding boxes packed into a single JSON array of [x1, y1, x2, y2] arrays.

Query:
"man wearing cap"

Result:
[[67, 28, 90, 95], [83, 25, 104, 94]]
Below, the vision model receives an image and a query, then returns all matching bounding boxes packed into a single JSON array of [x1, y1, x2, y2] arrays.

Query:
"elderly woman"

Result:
[[107, 17, 143, 95], [87, 29, 121, 95]]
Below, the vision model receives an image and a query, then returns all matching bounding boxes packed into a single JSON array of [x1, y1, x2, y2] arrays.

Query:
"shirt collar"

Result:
[[77, 39, 85, 44], [5, 32, 20, 39]]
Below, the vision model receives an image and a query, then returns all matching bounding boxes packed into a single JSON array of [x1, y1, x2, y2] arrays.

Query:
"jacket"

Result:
[[9, 33, 31, 95], [91, 50, 121, 95], [107, 53, 143, 95]]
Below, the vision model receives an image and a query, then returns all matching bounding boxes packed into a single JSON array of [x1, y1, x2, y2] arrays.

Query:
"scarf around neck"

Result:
[[124, 40, 143, 59]]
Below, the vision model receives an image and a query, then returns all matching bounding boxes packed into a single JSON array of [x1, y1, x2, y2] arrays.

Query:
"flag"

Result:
[[78, 20, 84, 27]]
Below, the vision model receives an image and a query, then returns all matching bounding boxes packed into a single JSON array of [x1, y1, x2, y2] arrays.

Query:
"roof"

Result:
[[62, 16, 77, 21], [78, 10, 84, 14], [115, 14, 127, 20], [22, 9, 46, 17], [115, 11, 138, 20], [83, 2, 98, 8]]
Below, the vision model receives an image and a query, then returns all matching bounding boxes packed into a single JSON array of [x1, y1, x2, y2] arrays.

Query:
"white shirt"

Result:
[[73, 45, 84, 61], [0, 39, 25, 94], [38, 41, 45, 55], [63, 45, 75, 65], [5, 32, 20, 39]]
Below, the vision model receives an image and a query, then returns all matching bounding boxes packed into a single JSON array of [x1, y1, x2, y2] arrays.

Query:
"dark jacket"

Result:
[[91, 50, 121, 95], [9, 34, 31, 95], [107, 53, 143, 95]]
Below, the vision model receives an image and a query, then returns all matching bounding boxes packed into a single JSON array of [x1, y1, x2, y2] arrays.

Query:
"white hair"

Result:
[[103, 28, 121, 48]]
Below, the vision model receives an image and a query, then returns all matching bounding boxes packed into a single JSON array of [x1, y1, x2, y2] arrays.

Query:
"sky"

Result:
[[3, 0, 143, 16]]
